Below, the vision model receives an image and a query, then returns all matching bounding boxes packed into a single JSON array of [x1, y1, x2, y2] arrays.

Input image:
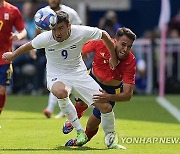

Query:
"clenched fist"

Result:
[[2, 52, 14, 62]]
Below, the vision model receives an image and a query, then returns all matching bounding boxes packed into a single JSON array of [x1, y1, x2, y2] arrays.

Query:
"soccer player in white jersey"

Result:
[[2, 11, 118, 147], [43, 0, 82, 119]]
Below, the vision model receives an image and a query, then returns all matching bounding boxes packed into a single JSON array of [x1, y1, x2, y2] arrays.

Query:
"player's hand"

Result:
[[10, 32, 19, 41], [2, 52, 14, 62], [10, 32, 20, 41], [93, 89, 111, 103], [29, 49, 37, 60]]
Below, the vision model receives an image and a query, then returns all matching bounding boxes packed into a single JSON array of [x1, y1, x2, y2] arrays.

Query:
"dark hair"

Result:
[[116, 27, 136, 41], [56, 11, 69, 25]]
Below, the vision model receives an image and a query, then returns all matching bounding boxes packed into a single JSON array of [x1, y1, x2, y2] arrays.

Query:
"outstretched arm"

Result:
[[101, 31, 118, 70], [93, 83, 134, 102], [2, 42, 34, 62]]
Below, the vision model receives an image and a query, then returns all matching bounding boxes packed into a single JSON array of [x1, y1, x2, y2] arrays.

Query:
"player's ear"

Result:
[[67, 23, 71, 30]]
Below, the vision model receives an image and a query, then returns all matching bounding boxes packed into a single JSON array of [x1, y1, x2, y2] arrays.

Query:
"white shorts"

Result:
[[47, 71, 102, 106]]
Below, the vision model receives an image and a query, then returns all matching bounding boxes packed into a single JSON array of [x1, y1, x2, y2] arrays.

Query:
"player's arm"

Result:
[[2, 42, 34, 62], [93, 83, 134, 102], [93, 58, 136, 102], [107, 57, 136, 102], [101, 31, 118, 69], [16, 28, 27, 40], [3, 31, 47, 62], [12, 7, 27, 41], [112, 83, 134, 101]]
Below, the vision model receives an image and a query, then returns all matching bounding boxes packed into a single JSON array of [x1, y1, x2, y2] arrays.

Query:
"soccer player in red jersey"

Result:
[[65, 27, 137, 147], [0, 0, 27, 115]]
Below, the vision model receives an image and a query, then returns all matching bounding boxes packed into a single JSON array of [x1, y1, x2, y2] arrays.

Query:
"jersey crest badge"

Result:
[[4, 13, 9, 20]]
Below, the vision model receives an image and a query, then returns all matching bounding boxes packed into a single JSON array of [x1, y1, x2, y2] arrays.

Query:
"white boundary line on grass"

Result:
[[156, 96, 180, 122]]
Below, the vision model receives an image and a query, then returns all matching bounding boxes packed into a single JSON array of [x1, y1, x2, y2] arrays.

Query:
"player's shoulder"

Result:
[[4, 1, 19, 11], [71, 24, 81, 30], [129, 52, 136, 59], [71, 25, 99, 35], [60, 5, 77, 14], [122, 52, 136, 66], [94, 39, 104, 45], [40, 30, 52, 37], [85, 39, 102, 46], [127, 52, 136, 63], [72, 25, 99, 30], [36, 30, 52, 40], [44, 6, 50, 9], [32, 31, 53, 48], [45, 5, 78, 16], [61, 5, 82, 25], [71, 25, 88, 31], [71, 25, 84, 36]]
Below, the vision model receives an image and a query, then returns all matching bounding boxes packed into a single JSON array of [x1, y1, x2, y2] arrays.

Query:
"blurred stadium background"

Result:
[[0, 0, 180, 153], [8, 0, 180, 95]]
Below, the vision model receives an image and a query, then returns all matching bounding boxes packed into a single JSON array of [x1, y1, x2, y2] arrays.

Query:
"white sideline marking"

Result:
[[156, 97, 180, 122]]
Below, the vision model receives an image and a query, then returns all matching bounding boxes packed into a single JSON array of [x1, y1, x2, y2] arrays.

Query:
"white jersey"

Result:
[[31, 25, 102, 77], [45, 5, 82, 25]]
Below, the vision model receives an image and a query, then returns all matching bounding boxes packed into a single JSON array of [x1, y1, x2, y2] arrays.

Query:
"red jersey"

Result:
[[82, 40, 136, 84], [0, 2, 25, 65]]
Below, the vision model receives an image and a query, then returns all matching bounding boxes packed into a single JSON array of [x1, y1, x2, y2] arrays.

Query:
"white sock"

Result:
[[46, 92, 58, 113], [57, 97, 84, 131], [101, 111, 115, 135]]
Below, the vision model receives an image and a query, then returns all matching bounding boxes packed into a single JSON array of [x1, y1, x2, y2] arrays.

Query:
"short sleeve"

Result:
[[31, 32, 49, 49], [13, 8, 25, 32], [81, 26, 102, 44]]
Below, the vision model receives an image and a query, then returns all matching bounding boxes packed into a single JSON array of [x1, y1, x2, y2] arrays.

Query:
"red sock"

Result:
[[0, 94, 6, 115], [74, 101, 88, 119], [85, 127, 99, 141]]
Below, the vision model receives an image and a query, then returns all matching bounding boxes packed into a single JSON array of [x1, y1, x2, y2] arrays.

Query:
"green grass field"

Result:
[[0, 95, 179, 154]]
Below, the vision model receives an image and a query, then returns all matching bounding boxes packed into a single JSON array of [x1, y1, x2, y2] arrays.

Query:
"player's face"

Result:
[[52, 21, 71, 42], [48, 0, 61, 11], [115, 35, 133, 60]]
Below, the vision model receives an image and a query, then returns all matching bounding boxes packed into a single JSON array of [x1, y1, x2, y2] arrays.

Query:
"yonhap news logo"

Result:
[[121, 137, 180, 144]]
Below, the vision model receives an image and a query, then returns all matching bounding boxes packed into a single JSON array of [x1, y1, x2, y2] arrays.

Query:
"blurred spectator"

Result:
[[22, 1, 37, 39], [142, 29, 154, 39], [12, 1, 38, 94], [165, 9, 180, 93], [98, 10, 123, 38], [135, 59, 147, 94], [168, 9, 180, 38], [32, 50, 47, 95]]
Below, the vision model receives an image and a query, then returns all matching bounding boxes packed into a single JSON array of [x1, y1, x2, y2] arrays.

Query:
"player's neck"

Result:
[[51, 6, 60, 12]]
